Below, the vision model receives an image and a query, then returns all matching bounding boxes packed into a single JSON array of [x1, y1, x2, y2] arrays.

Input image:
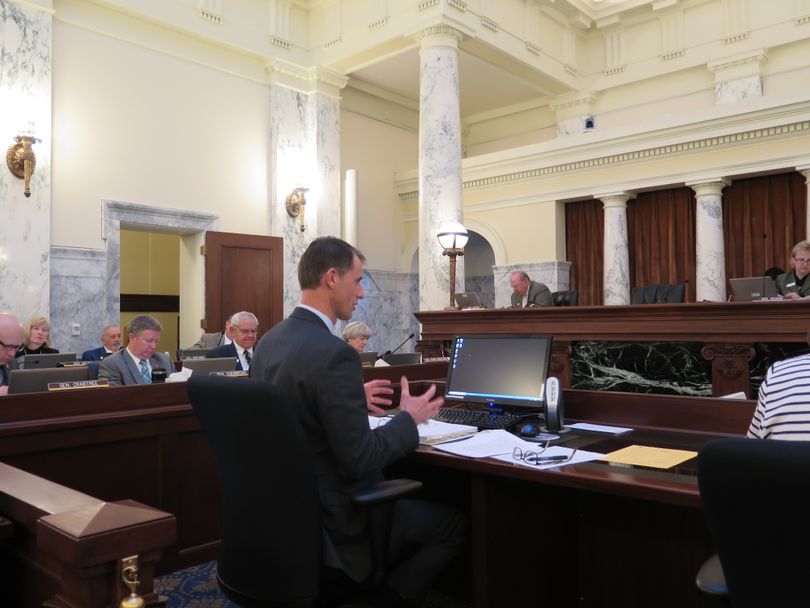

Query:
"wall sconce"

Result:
[[437, 222, 469, 310], [6, 134, 41, 198], [285, 187, 309, 232]]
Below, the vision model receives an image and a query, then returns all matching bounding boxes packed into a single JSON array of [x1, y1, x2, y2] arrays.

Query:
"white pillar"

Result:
[[798, 166, 810, 239], [600, 193, 633, 305], [343, 169, 358, 246], [689, 180, 730, 302], [415, 26, 464, 311]]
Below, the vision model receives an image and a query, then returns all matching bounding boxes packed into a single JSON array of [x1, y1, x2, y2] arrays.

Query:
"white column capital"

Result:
[[796, 165, 810, 181], [687, 179, 730, 197], [413, 25, 465, 49], [598, 192, 635, 208]]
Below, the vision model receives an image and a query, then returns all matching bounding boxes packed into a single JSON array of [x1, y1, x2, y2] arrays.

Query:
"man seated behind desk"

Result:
[[509, 270, 552, 308], [775, 240, 810, 300], [206, 311, 257, 371], [98, 315, 173, 386], [0, 313, 24, 396], [251, 236, 466, 607], [81, 323, 122, 361], [189, 316, 233, 351]]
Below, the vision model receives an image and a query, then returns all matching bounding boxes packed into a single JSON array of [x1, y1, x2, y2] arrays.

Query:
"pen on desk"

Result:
[[527, 454, 571, 464]]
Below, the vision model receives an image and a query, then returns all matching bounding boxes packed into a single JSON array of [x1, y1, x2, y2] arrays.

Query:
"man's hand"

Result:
[[399, 376, 443, 425], [364, 379, 394, 414], [785, 291, 802, 300], [0, 386, 8, 396]]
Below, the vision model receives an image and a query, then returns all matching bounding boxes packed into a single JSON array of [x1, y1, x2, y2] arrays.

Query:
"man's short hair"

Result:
[[792, 241, 810, 257], [100, 323, 120, 340], [128, 315, 163, 336], [298, 237, 366, 290], [229, 311, 258, 328], [512, 271, 530, 282], [342, 321, 371, 341]]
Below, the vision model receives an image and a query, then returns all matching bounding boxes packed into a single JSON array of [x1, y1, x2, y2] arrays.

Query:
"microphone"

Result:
[[378, 333, 416, 361]]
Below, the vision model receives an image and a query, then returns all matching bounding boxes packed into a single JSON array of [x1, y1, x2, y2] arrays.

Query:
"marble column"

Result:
[[415, 26, 464, 312], [343, 169, 358, 246], [0, 1, 52, 319], [798, 166, 810, 239], [600, 193, 633, 305], [689, 180, 730, 302]]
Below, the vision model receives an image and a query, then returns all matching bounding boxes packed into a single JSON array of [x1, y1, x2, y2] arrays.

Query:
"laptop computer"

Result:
[[182, 357, 238, 374], [8, 366, 91, 394], [729, 277, 781, 301], [358, 351, 378, 366], [17, 352, 78, 369], [455, 292, 485, 309], [383, 353, 421, 365], [176, 348, 208, 360]]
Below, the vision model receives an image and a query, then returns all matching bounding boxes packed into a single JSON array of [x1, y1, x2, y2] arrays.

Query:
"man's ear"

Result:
[[323, 267, 338, 288]]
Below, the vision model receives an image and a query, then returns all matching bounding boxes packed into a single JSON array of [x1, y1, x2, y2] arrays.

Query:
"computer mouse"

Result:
[[518, 422, 559, 442]]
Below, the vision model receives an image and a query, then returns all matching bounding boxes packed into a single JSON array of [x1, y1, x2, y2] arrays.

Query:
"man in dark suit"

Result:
[[251, 237, 466, 607], [510, 270, 552, 307], [205, 311, 257, 371], [81, 323, 122, 361], [98, 316, 173, 386], [0, 313, 24, 395]]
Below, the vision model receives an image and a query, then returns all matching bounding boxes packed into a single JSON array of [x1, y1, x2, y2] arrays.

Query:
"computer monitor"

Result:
[[444, 334, 553, 411], [182, 357, 238, 374], [8, 367, 91, 394], [358, 351, 378, 366], [730, 276, 781, 301], [383, 353, 421, 365], [17, 352, 78, 369]]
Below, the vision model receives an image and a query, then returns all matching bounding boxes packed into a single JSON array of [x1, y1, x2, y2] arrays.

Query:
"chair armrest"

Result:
[[696, 554, 728, 597], [350, 479, 423, 506]]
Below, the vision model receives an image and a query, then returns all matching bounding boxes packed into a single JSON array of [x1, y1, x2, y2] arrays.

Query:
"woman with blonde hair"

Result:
[[16, 316, 59, 357], [342, 321, 371, 353]]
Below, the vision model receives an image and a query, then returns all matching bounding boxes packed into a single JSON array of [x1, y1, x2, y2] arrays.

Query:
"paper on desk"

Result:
[[368, 416, 478, 445], [569, 422, 633, 434], [490, 446, 605, 470], [601, 445, 697, 469], [432, 429, 537, 458]]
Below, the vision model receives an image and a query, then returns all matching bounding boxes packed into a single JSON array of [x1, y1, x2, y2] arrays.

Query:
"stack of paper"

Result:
[[416, 419, 478, 445]]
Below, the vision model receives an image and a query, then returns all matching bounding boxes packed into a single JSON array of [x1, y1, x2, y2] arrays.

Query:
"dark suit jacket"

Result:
[[206, 343, 249, 371], [81, 346, 117, 361], [511, 280, 553, 308], [250, 307, 418, 581], [97, 349, 174, 386]]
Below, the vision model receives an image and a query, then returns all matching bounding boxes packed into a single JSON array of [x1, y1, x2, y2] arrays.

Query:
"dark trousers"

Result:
[[385, 499, 468, 600]]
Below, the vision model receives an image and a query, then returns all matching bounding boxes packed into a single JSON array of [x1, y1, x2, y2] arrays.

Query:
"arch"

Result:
[[400, 217, 507, 272]]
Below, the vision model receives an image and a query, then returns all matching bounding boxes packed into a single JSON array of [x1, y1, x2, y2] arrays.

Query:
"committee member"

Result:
[[748, 346, 810, 440], [251, 236, 466, 607], [15, 316, 59, 357], [81, 324, 122, 361], [775, 241, 810, 299], [342, 320, 371, 353], [0, 313, 24, 395], [509, 271, 552, 308], [206, 311, 257, 371], [189, 315, 233, 351], [98, 316, 173, 386]]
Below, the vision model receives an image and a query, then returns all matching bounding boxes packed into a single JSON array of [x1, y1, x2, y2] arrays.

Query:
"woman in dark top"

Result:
[[776, 241, 810, 300], [15, 316, 59, 357]]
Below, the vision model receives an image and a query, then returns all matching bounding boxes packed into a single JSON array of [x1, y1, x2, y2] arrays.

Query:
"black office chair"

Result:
[[643, 284, 665, 304], [630, 286, 646, 305], [664, 283, 686, 303], [551, 290, 579, 307], [696, 438, 810, 608], [187, 375, 422, 607]]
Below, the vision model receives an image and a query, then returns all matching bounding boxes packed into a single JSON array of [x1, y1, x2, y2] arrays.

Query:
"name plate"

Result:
[[47, 380, 110, 391], [211, 370, 248, 377], [57, 361, 87, 367]]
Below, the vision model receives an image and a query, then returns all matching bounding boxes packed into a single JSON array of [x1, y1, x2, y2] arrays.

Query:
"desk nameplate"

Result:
[[47, 380, 110, 391]]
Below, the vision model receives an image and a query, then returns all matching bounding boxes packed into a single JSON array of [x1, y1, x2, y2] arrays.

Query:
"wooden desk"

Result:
[[415, 300, 810, 397]]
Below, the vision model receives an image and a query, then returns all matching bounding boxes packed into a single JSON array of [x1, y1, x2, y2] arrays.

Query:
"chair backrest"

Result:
[[552, 291, 579, 307], [643, 284, 664, 304], [665, 283, 686, 303], [187, 375, 322, 605], [630, 286, 645, 305], [698, 438, 810, 608]]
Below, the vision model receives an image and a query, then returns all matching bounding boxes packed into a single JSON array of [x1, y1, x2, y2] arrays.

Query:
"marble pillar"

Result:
[[343, 169, 358, 246], [0, 0, 52, 319], [600, 193, 632, 305], [493, 262, 571, 308], [798, 166, 810, 239], [267, 83, 342, 317], [689, 180, 729, 302], [415, 26, 464, 312]]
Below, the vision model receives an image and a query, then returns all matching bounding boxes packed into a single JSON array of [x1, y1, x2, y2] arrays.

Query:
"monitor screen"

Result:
[[444, 334, 553, 410]]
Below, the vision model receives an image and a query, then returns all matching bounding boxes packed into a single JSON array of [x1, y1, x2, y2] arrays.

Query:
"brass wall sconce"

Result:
[[285, 187, 309, 232], [6, 134, 41, 198], [437, 222, 469, 310]]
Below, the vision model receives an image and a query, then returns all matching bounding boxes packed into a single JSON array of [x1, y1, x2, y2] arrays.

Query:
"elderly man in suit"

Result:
[[509, 270, 552, 308], [251, 236, 466, 607], [81, 324, 122, 361], [205, 311, 257, 371], [98, 316, 173, 386], [0, 313, 24, 395]]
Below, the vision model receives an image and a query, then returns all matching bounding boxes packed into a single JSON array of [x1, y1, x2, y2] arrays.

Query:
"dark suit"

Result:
[[81, 346, 117, 361], [0, 365, 8, 387], [97, 349, 174, 386], [511, 279, 553, 307], [206, 343, 250, 371], [251, 307, 465, 599]]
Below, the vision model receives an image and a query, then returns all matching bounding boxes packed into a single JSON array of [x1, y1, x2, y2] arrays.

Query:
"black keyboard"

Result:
[[434, 408, 525, 430]]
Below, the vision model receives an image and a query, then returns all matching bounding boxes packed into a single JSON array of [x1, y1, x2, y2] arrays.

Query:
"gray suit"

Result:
[[511, 279, 552, 308], [98, 349, 174, 386]]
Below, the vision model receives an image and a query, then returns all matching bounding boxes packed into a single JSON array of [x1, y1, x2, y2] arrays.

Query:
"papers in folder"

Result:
[[368, 416, 478, 445]]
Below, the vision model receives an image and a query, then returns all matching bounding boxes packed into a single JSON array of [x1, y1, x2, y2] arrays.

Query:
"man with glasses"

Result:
[[205, 311, 257, 371], [776, 241, 810, 300], [0, 313, 24, 395]]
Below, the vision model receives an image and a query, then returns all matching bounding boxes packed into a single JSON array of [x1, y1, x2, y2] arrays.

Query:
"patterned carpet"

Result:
[[155, 561, 471, 607]]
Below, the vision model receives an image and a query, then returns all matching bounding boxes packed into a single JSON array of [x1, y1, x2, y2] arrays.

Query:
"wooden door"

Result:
[[204, 232, 284, 338]]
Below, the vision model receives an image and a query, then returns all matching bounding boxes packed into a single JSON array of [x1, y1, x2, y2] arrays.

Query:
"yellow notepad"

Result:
[[601, 445, 697, 469]]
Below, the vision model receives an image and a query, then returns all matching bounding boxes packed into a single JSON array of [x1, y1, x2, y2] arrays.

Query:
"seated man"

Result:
[[81, 324, 122, 361], [98, 316, 173, 386], [251, 237, 466, 607], [188, 316, 233, 350], [0, 313, 24, 395], [509, 270, 552, 308], [206, 311, 257, 371], [775, 240, 810, 299]]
